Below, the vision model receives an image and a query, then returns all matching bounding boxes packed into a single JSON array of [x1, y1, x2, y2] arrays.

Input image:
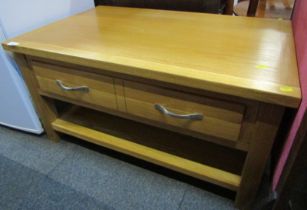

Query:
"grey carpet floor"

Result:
[[0, 125, 238, 210]]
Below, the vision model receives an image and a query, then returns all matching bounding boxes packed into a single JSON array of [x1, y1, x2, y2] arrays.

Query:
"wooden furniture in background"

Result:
[[234, 0, 293, 18], [234, 0, 260, 16], [95, 0, 234, 14], [268, 0, 291, 9], [2, 6, 300, 210], [248, 0, 260, 16]]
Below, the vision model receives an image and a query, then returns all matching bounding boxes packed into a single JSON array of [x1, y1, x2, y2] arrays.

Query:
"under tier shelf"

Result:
[[52, 106, 242, 191]]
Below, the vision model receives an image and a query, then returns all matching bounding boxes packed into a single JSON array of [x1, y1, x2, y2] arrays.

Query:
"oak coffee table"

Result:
[[2, 6, 301, 209]]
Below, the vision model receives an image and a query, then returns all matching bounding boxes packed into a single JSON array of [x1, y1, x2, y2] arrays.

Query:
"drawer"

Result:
[[33, 62, 117, 110], [124, 81, 245, 141]]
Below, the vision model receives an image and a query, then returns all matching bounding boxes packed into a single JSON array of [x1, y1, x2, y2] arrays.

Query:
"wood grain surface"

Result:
[[124, 80, 244, 141], [2, 6, 301, 107], [14, 54, 60, 141], [33, 62, 117, 110]]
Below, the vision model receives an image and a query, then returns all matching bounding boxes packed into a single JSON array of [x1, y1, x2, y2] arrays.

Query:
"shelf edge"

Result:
[[52, 118, 241, 191]]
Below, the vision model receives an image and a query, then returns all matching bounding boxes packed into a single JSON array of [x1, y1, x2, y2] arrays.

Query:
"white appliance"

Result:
[[0, 0, 94, 134]]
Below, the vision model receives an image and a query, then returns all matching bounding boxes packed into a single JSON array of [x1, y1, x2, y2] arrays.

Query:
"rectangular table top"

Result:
[[2, 6, 301, 108]]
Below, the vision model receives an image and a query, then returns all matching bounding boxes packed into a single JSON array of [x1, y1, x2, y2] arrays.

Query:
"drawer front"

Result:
[[124, 81, 245, 141], [33, 62, 117, 110]]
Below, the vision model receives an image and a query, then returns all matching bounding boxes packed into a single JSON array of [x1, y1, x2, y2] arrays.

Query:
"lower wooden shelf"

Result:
[[52, 106, 242, 191]]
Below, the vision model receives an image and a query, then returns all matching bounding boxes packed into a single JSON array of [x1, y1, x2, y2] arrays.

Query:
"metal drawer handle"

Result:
[[154, 104, 203, 120], [56, 80, 89, 92]]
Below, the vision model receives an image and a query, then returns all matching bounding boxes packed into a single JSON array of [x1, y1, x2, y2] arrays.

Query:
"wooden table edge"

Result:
[[2, 43, 301, 108]]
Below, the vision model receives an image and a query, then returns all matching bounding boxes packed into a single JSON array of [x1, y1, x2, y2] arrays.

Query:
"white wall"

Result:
[[0, 0, 94, 133], [0, 0, 94, 38]]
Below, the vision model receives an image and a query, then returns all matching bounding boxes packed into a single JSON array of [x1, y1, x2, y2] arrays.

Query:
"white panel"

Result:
[[0, 0, 94, 133], [0, 0, 94, 38], [0, 26, 43, 133]]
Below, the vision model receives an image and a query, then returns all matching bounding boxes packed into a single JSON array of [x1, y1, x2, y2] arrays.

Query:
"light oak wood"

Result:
[[28, 57, 258, 150], [52, 110, 242, 191], [33, 59, 251, 146], [39, 90, 250, 151], [114, 78, 127, 112], [235, 103, 285, 209], [2, 7, 299, 209], [124, 80, 245, 141], [2, 6, 301, 108], [32, 62, 117, 110], [60, 106, 246, 175], [14, 54, 60, 141]]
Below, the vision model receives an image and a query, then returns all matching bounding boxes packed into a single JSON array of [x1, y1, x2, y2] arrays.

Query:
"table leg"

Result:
[[14, 54, 60, 141], [247, 0, 261, 16], [257, 0, 267, 17], [225, 0, 235, 15], [235, 103, 284, 209]]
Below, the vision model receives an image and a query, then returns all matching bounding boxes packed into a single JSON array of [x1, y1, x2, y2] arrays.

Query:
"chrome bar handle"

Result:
[[56, 80, 89, 92], [154, 104, 203, 120]]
